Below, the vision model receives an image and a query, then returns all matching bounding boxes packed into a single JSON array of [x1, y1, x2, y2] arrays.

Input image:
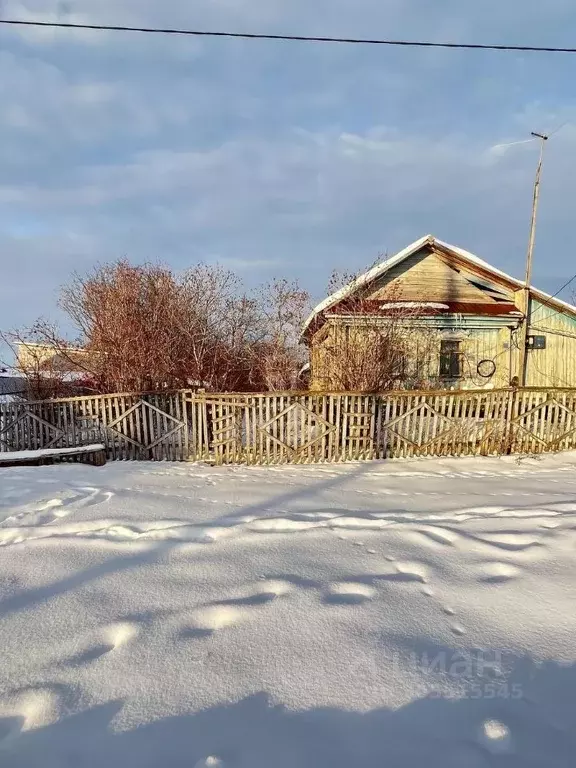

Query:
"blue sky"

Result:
[[1, 0, 576, 344]]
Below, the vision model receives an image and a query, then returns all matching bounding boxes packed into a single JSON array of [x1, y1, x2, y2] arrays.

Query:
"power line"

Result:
[[1, 18, 576, 53], [542, 272, 576, 305], [531, 272, 576, 325]]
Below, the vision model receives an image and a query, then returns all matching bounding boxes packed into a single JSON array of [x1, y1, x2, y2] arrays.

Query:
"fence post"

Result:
[[503, 387, 518, 455]]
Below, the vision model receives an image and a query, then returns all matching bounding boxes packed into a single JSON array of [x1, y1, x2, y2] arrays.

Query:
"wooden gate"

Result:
[[0, 393, 189, 461], [199, 395, 341, 465]]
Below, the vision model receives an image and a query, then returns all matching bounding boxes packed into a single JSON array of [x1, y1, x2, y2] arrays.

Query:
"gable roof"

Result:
[[302, 234, 576, 338]]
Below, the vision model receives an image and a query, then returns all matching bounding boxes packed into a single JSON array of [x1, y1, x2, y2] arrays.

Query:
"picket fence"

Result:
[[2, 388, 576, 465]]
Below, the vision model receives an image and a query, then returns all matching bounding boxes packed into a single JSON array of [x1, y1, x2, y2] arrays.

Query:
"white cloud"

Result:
[[1, 0, 576, 336], [4, 122, 573, 260]]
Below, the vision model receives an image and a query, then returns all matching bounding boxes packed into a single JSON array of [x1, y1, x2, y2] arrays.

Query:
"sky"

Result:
[[1, 0, 576, 347]]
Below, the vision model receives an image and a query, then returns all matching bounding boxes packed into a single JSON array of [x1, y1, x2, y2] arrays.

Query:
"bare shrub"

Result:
[[314, 266, 440, 392], [4, 260, 311, 396]]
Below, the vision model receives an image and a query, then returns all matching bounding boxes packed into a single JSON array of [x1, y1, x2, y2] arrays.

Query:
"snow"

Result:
[[380, 302, 450, 310], [0, 444, 105, 462], [1, 453, 576, 766]]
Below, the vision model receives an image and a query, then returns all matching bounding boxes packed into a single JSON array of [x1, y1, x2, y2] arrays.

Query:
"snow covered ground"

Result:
[[1, 454, 576, 767]]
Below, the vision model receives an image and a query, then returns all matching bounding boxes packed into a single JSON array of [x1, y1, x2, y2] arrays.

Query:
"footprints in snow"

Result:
[[0, 685, 61, 745], [323, 583, 375, 605], [195, 758, 224, 768], [0, 496, 572, 554], [180, 580, 294, 636], [476, 562, 520, 584], [0, 486, 114, 529], [479, 718, 513, 755], [180, 563, 433, 638], [64, 621, 139, 667]]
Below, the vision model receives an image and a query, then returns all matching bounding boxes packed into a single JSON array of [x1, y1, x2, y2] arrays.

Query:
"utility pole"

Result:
[[519, 131, 548, 387]]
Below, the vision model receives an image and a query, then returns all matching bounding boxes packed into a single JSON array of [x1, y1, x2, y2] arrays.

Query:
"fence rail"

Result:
[[2, 387, 576, 464]]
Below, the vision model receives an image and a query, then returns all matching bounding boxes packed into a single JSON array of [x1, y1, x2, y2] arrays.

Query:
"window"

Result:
[[391, 354, 407, 380], [439, 340, 462, 378]]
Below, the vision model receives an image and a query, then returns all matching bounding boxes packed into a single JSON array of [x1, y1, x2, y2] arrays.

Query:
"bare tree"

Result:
[[5, 260, 311, 396], [257, 278, 311, 391], [313, 266, 441, 391]]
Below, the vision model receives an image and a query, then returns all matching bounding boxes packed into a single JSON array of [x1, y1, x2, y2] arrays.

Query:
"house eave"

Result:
[[326, 313, 522, 330]]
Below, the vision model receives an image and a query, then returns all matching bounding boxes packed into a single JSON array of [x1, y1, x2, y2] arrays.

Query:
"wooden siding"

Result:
[[364, 247, 513, 305], [525, 299, 576, 387], [3, 388, 576, 464], [458, 327, 512, 388], [310, 320, 512, 391], [311, 298, 576, 390]]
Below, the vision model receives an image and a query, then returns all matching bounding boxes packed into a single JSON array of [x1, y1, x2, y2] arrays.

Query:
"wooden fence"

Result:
[[2, 388, 576, 465]]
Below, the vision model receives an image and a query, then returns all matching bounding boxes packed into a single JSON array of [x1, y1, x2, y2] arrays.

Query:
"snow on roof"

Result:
[[379, 302, 450, 310], [301, 235, 576, 337]]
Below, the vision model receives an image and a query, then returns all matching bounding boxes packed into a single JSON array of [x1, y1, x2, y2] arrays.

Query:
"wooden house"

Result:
[[302, 235, 576, 391]]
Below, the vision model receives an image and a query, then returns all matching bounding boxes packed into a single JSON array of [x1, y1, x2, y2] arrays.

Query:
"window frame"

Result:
[[439, 339, 463, 379]]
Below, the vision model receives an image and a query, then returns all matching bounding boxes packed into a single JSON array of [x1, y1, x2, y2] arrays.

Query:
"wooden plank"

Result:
[[557, 393, 571, 451], [305, 394, 312, 464], [264, 395, 272, 465], [244, 396, 252, 464], [343, 394, 350, 461], [123, 397, 134, 460], [188, 394, 196, 460], [7, 386, 576, 464], [195, 396, 202, 461], [161, 396, 171, 461], [200, 397, 209, 462], [175, 392, 185, 461], [135, 395, 145, 458], [109, 396, 119, 458], [443, 392, 453, 456], [61, 401, 70, 448], [97, 397, 109, 460], [251, 397, 258, 463], [328, 394, 336, 461], [323, 395, 330, 462], [269, 395, 277, 464]]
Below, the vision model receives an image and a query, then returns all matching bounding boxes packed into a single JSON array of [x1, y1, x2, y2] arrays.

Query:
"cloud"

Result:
[[1, 0, 576, 338], [3, 0, 575, 38], [3, 124, 573, 272]]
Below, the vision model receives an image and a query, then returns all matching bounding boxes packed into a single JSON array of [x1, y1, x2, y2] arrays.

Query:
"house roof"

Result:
[[0, 375, 27, 396], [301, 235, 576, 338]]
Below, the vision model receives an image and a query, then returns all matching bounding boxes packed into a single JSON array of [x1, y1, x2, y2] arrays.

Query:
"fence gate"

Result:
[[0, 402, 69, 453], [197, 395, 344, 465], [104, 396, 187, 461]]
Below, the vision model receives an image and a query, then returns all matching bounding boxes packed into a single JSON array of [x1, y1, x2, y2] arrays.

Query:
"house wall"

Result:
[[309, 320, 512, 391], [456, 327, 511, 388], [523, 300, 576, 387], [16, 343, 54, 372], [15, 342, 92, 375]]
